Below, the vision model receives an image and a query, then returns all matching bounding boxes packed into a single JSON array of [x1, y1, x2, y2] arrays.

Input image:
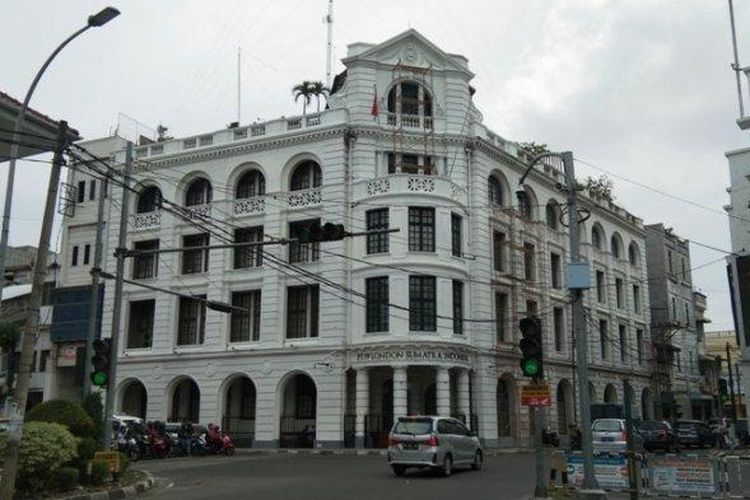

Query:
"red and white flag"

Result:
[[371, 85, 379, 119]]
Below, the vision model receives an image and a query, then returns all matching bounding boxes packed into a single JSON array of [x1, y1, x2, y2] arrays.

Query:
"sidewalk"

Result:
[[234, 446, 533, 457]]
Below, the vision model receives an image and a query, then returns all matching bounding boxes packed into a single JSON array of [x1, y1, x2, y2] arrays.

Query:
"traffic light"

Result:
[[90, 338, 111, 387], [519, 316, 543, 380], [298, 222, 346, 243]]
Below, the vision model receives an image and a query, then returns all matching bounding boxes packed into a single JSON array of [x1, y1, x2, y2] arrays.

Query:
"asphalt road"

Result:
[[138, 452, 537, 500]]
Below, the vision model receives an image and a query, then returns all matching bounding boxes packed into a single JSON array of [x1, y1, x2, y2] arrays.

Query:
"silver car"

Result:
[[592, 418, 642, 454], [387, 416, 483, 477]]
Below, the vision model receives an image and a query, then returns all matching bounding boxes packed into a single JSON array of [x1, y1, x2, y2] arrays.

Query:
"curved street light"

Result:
[[0, 6, 120, 310]]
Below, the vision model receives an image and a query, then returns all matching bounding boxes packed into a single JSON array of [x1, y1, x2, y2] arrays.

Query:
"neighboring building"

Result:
[[645, 223, 702, 419], [724, 146, 750, 421], [58, 30, 653, 448], [2, 245, 58, 286], [705, 330, 747, 419], [694, 291, 721, 420]]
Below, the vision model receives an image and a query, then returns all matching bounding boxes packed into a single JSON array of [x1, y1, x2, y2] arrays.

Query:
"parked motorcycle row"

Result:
[[113, 418, 235, 461]]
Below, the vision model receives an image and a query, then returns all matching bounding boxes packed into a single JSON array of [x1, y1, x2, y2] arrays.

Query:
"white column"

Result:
[[393, 367, 407, 420], [436, 367, 450, 416], [355, 368, 369, 448], [458, 369, 471, 426]]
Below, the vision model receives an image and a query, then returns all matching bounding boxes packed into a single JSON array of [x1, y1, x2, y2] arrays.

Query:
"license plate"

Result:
[[402, 443, 418, 450], [601, 436, 614, 442]]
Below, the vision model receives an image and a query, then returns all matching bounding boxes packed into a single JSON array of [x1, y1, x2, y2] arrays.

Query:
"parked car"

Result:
[[674, 420, 714, 448], [387, 416, 482, 477], [637, 420, 678, 452], [592, 418, 642, 454]]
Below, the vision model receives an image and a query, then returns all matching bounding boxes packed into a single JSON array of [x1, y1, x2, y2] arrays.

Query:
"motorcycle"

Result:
[[113, 423, 141, 461], [205, 424, 235, 456], [147, 423, 172, 458]]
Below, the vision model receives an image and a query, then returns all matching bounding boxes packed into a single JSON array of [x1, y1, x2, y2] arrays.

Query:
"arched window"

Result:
[[488, 175, 503, 207], [519, 187, 536, 220], [591, 225, 604, 251], [628, 242, 640, 267], [236, 169, 266, 198], [290, 160, 322, 191], [137, 186, 161, 213], [185, 178, 212, 206], [611, 233, 622, 259], [546, 201, 559, 230], [387, 81, 432, 117]]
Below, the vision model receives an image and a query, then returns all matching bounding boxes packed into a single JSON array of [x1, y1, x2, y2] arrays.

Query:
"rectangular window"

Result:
[[681, 258, 687, 281], [615, 278, 623, 309], [684, 302, 690, 324], [408, 207, 435, 252], [89, 180, 96, 201], [31, 351, 37, 372], [636, 329, 644, 365], [409, 275, 436, 331], [39, 350, 49, 372], [133, 239, 159, 279], [366, 209, 389, 254], [676, 352, 682, 372], [495, 292, 508, 343], [128, 299, 155, 349], [365, 277, 389, 333], [286, 285, 319, 338], [452, 280, 464, 335], [671, 297, 677, 319], [526, 300, 538, 316], [182, 233, 209, 274], [599, 319, 608, 360], [596, 271, 605, 304], [668, 249, 674, 274], [633, 285, 641, 314], [550, 253, 561, 289], [83, 244, 91, 265], [177, 295, 206, 345], [388, 152, 434, 175], [619, 324, 627, 363], [234, 226, 263, 269], [230, 290, 261, 342], [77, 180, 86, 203], [553, 307, 564, 352], [451, 213, 462, 257], [523, 242, 535, 281], [71, 246, 79, 267], [289, 219, 320, 263], [493, 231, 506, 272]]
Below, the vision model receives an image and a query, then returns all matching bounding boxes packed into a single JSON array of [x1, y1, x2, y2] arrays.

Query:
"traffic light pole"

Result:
[[102, 142, 132, 449], [563, 152, 604, 498], [727, 342, 738, 425]]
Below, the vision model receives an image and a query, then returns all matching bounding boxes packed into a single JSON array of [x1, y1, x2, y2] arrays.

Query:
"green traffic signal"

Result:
[[521, 358, 540, 377], [91, 371, 108, 387]]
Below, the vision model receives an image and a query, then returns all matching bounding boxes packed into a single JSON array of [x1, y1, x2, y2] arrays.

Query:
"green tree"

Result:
[[292, 80, 314, 115], [308, 81, 330, 112], [26, 399, 95, 438], [519, 142, 550, 157], [584, 174, 615, 201]]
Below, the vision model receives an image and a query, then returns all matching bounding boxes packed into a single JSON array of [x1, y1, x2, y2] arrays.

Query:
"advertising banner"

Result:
[[650, 456, 715, 495], [566, 454, 629, 490]]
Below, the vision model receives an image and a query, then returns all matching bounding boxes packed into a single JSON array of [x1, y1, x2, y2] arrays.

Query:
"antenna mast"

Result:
[[237, 46, 242, 123], [325, 0, 333, 88]]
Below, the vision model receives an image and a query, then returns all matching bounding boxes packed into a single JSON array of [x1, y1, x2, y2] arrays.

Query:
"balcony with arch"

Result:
[[182, 177, 213, 220], [287, 160, 323, 210], [385, 80, 433, 130], [233, 168, 267, 217], [133, 185, 162, 230]]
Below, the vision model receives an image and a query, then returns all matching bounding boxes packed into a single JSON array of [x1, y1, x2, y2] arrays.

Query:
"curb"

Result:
[[233, 447, 533, 457], [59, 471, 155, 500]]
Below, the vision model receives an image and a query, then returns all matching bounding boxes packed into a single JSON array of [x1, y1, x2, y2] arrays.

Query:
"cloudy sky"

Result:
[[2, 0, 748, 330]]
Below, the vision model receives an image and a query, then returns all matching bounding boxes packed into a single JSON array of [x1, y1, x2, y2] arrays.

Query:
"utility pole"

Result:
[[103, 142, 132, 449], [623, 379, 638, 500], [0, 121, 69, 500], [727, 342, 739, 424], [83, 177, 108, 397], [562, 151, 604, 498], [532, 405, 547, 498], [325, 0, 334, 88]]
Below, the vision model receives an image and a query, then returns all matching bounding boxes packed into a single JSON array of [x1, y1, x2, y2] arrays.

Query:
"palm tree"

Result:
[[308, 81, 330, 112], [292, 80, 313, 116]]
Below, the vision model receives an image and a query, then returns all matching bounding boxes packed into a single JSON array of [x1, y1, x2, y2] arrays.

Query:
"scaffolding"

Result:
[[388, 60, 437, 175]]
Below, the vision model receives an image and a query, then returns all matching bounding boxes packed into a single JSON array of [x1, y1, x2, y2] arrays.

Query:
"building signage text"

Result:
[[355, 348, 469, 363]]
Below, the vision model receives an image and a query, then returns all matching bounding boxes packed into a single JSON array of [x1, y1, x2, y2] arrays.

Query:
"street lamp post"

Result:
[[0, 6, 120, 313]]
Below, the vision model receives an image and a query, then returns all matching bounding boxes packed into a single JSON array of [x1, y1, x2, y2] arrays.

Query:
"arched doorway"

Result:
[[497, 375, 516, 445], [279, 373, 317, 448], [223, 376, 256, 447], [557, 380, 574, 434], [642, 388, 653, 420], [170, 378, 200, 423], [604, 384, 618, 404], [120, 379, 147, 420], [588, 382, 597, 403]]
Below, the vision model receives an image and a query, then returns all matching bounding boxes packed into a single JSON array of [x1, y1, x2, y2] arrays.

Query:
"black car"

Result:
[[637, 420, 678, 452], [674, 420, 714, 448]]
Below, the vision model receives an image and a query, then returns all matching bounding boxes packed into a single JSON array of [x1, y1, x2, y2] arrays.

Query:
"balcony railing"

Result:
[[358, 175, 467, 206], [233, 196, 266, 217], [287, 188, 322, 209], [386, 113, 433, 130], [133, 211, 161, 230], [181, 203, 212, 220]]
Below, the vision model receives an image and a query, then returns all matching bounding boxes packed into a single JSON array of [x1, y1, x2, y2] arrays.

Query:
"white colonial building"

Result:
[[57, 30, 653, 448]]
